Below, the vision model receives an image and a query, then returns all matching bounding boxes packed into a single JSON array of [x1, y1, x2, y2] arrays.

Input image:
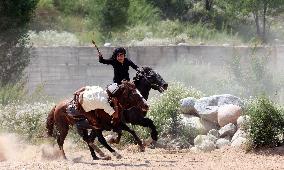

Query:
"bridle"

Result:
[[136, 70, 163, 90]]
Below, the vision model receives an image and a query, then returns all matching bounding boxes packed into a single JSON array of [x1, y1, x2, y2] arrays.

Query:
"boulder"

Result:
[[182, 115, 219, 136], [207, 129, 220, 139], [232, 129, 247, 143], [194, 135, 216, 152], [218, 104, 242, 127], [180, 97, 198, 115], [219, 123, 237, 138], [199, 106, 219, 123], [231, 137, 246, 147], [216, 138, 231, 149], [194, 94, 243, 114]]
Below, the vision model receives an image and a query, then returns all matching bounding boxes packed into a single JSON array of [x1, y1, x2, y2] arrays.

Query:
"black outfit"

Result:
[[99, 57, 139, 84]]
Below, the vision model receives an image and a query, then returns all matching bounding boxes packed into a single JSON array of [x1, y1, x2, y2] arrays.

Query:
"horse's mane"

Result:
[[121, 81, 136, 90], [141, 66, 152, 73]]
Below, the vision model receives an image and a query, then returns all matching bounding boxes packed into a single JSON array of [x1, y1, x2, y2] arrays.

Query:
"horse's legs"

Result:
[[56, 123, 69, 159], [76, 120, 110, 160], [76, 126, 99, 160], [123, 109, 158, 146], [93, 130, 122, 159], [119, 123, 145, 152], [136, 117, 158, 141]]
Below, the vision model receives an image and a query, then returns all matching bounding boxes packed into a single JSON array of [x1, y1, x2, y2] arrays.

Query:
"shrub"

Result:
[[148, 82, 203, 138], [245, 96, 284, 148], [28, 30, 79, 46], [0, 101, 54, 143], [0, 83, 27, 106]]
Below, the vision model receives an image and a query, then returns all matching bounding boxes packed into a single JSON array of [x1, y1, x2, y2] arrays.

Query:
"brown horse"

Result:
[[46, 82, 149, 160]]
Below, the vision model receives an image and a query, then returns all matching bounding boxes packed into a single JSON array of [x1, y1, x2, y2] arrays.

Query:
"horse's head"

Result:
[[107, 82, 149, 112], [134, 67, 168, 93]]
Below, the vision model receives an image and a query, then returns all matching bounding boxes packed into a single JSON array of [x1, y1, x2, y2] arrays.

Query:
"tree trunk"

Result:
[[205, 0, 213, 11], [253, 11, 261, 38], [262, 1, 267, 42]]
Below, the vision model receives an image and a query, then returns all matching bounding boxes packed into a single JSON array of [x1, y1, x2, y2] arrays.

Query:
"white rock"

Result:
[[182, 115, 219, 136], [194, 135, 216, 152], [199, 106, 218, 123], [218, 104, 242, 127], [231, 129, 247, 142], [231, 137, 246, 147], [207, 129, 220, 139], [180, 97, 197, 115], [216, 138, 231, 149], [219, 123, 237, 138]]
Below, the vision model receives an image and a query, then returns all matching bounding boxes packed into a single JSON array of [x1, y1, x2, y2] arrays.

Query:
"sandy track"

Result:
[[1, 141, 284, 170]]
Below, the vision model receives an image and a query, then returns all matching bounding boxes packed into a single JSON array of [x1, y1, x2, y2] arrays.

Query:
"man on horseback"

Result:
[[98, 47, 141, 84]]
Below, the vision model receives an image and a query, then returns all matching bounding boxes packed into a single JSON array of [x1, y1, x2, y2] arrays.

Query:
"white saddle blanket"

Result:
[[80, 86, 114, 115]]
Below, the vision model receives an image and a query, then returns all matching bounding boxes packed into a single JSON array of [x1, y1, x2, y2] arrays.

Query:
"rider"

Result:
[[98, 47, 141, 84]]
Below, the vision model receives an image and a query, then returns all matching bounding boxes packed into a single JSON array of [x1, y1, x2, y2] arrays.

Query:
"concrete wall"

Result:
[[26, 45, 284, 100]]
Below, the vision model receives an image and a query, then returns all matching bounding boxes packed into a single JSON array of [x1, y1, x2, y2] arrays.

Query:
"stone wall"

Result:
[[26, 45, 284, 100]]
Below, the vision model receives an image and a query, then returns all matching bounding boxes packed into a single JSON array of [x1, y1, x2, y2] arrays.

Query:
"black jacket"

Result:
[[99, 57, 139, 84]]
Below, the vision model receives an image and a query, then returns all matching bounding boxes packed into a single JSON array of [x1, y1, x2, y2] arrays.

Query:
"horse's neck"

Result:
[[135, 80, 151, 100]]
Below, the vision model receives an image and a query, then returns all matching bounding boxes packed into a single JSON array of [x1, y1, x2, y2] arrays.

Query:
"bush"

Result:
[[0, 83, 27, 106], [0, 101, 54, 143], [148, 82, 203, 138], [245, 96, 284, 148], [28, 30, 79, 46], [127, 0, 160, 26]]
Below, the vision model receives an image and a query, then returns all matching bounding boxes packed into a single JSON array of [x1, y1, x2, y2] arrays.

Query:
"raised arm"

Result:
[[98, 54, 113, 65]]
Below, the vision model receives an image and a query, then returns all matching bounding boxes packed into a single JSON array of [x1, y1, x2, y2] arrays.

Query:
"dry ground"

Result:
[[0, 135, 284, 170]]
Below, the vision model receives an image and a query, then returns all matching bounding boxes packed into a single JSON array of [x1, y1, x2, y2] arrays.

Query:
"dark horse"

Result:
[[111, 66, 168, 146], [46, 82, 149, 160]]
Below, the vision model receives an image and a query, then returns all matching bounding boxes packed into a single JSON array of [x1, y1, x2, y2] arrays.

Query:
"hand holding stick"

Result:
[[91, 40, 102, 58]]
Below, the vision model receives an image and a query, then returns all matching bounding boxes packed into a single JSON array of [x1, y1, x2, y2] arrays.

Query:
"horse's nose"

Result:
[[162, 83, 168, 90]]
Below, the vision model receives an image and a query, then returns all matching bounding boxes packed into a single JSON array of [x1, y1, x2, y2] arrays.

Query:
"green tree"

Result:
[[127, 0, 160, 26], [0, 0, 38, 86], [221, 0, 284, 42], [88, 0, 129, 37], [146, 0, 192, 20]]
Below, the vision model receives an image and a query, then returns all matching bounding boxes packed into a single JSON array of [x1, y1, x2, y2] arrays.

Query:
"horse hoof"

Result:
[[100, 155, 111, 160], [139, 145, 145, 152], [107, 138, 115, 144], [112, 151, 122, 159]]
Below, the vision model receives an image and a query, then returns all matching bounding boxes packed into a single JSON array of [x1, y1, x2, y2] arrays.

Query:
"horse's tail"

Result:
[[46, 105, 56, 137]]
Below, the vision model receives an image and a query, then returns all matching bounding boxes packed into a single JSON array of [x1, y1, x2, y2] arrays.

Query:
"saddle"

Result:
[[66, 94, 84, 117]]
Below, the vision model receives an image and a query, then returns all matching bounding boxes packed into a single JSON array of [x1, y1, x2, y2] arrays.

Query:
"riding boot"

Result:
[[75, 119, 93, 130]]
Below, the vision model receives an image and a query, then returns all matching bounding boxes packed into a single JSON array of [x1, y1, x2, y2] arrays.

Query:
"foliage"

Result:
[[127, 0, 161, 26], [0, 101, 54, 143], [245, 96, 284, 148], [87, 0, 130, 37], [228, 46, 281, 98], [53, 0, 89, 16], [28, 30, 79, 46], [218, 0, 284, 42], [0, 83, 27, 106], [148, 82, 203, 138], [0, 0, 38, 86], [146, 0, 192, 20]]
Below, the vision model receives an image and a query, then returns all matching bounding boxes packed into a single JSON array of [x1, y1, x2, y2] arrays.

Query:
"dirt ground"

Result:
[[1, 135, 284, 170]]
